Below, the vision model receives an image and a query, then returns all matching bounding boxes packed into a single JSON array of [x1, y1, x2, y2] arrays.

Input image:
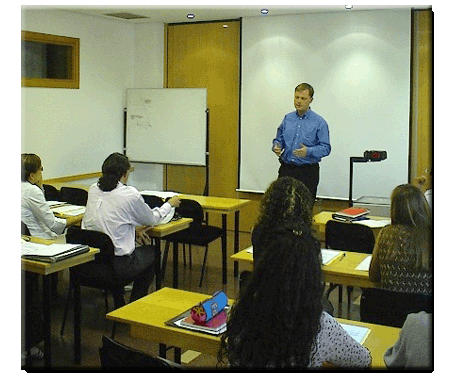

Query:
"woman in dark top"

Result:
[[369, 183, 432, 294]]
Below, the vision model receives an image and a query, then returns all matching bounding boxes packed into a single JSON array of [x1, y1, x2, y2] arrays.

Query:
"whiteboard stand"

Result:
[[203, 109, 210, 196]]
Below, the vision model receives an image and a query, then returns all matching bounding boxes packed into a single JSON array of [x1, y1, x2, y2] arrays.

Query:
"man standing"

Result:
[[273, 83, 331, 201]]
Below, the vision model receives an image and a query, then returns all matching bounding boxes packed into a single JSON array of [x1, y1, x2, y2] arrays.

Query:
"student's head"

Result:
[[391, 184, 431, 229], [21, 153, 43, 183], [98, 152, 131, 192], [256, 176, 313, 233], [219, 224, 323, 367]]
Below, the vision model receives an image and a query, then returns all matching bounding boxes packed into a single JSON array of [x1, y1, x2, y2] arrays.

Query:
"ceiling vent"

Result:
[[104, 12, 149, 20]]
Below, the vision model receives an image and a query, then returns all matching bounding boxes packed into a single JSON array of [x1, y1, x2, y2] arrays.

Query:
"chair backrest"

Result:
[[59, 186, 88, 206], [66, 226, 115, 264], [99, 335, 180, 369], [325, 220, 375, 253], [42, 184, 60, 201], [360, 287, 432, 328], [21, 221, 31, 236], [177, 199, 204, 227]]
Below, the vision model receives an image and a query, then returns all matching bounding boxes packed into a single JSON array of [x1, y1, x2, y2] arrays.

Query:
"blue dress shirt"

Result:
[[273, 109, 331, 166]]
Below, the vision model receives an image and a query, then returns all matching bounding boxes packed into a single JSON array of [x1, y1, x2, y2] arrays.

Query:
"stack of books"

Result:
[[332, 207, 369, 222]]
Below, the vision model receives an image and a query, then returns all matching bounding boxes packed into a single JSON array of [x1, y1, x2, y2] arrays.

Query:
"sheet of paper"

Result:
[[246, 246, 253, 253], [140, 190, 180, 198], [321, 249, 343, 265], [355, 256, 372, 271], [52, 205, 86, 216], [340, 323, 371, 345], [353, 219, 391, 228], [47, 200, 67, 208]]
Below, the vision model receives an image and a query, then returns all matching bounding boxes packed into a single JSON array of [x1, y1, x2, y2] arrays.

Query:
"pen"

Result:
[[339, 253, 346, 261]]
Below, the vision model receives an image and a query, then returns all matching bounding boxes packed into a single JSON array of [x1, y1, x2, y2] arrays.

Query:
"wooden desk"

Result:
[[313, 211, 389, 237], [144, 217, 193, 289], [231, 249, 377, 289], [21, 237, 99, 367], [106, 287, 400, 369], [179, 194, 251, 283]]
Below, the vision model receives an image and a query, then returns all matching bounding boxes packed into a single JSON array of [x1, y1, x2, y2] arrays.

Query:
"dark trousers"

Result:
[[278, 161, 319, 201], [113, 244, 156, 303]]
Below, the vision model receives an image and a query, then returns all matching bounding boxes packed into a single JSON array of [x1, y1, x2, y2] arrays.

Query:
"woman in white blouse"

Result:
[[21, 153, 69, 239]]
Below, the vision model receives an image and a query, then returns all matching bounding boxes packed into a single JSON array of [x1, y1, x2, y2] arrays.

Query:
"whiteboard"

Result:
[[126, 88, 207, 166], [239, 10, 411, 200]]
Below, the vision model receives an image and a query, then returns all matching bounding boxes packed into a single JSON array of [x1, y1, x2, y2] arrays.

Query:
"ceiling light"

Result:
[[345, 5, 353, 9], [261, 9, 269, 15], [223, 24, 228, 28], [187, 13, 195, 19]]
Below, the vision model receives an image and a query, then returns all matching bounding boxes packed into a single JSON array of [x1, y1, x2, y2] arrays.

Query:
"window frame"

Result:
[[21, 31, 80, 89]]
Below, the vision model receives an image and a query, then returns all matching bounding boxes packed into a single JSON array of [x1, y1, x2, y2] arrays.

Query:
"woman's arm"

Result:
[[316, 312, 372, 368]]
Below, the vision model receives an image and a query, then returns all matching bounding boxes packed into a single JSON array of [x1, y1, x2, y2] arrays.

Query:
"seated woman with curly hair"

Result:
[[218, 178, 371, 368]]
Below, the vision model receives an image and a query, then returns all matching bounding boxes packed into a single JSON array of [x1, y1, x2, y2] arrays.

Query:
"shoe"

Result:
[[23, 346, 44, 361]]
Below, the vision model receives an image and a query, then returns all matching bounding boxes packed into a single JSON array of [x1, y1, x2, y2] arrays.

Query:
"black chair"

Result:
[[42, 184, 60, 201], [99, 335, 181, 369], [60, 226, 132, 336], [324, 220, 375, 308], [59, 186, 88, 206], [360, 288, 432, 327], [161, 199, 223, 287]]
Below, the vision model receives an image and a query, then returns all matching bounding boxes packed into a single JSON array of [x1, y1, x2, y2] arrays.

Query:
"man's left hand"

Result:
[[293, 144, 308, 158]]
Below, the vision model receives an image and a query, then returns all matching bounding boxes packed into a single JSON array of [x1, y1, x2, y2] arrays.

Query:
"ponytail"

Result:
[[98, 153, 130, 192]]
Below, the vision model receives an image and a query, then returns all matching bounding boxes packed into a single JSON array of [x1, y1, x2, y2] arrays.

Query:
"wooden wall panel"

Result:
[[411, 9, 432, 189], [166, 20, 240, 199]]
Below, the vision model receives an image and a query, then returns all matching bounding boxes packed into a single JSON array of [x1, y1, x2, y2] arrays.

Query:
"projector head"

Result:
[[364, 150, 387, 161]]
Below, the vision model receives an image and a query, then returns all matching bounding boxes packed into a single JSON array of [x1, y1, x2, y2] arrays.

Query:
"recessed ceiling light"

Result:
[[261, 9, 269, 15], [345, 5, 353, 9], [223, 24, 228, 28], [187, 13, 195, 19]]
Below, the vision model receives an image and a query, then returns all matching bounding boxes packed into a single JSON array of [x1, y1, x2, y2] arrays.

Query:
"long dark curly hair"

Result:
[[256, 176, 313, 233], [218, 225, 324, 368]]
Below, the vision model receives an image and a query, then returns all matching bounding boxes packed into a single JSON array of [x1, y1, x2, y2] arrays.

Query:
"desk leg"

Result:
[[154, 238, 161, 290], [173, 242, 179, 289], [222, 214, 227, 284], [234, 210, 240, 278], [42, 275, 52, 367], [73, 278, 81, 364]]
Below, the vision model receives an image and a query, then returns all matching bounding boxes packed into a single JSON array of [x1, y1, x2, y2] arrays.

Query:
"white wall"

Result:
[[21, 9, 166, 190]]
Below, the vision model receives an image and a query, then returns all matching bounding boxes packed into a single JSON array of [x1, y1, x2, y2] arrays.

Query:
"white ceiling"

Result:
[[33, 4, 431, 24]]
